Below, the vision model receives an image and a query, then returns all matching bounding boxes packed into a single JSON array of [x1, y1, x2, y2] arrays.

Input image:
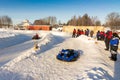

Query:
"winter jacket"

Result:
[[110, 37, 119, 46], [105, 31, 112, 40], [96, 31, 100, 37], [73, 29, 76, 34]]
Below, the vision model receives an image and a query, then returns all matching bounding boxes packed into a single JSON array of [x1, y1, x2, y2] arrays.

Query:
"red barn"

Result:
[[27, 25, 52, 31]]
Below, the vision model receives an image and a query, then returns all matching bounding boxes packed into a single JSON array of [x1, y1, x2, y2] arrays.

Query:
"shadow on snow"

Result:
[[78, 67, 113, 80], [114, 52, 120, 80], [0, 69, 34, 80], [38, 35, 67, 54]]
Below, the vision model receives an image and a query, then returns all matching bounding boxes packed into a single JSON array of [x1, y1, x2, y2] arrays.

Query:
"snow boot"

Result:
[[110, 51, 117, 61], [111, 54, 117, 61]]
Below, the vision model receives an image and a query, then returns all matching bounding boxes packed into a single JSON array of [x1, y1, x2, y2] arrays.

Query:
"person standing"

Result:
[[76, 29, 80, 37], [109, 33, 119, 61], [96, 30, 101, 40], [90, 30, 94, 37], [72, 28, 76, 38], [104, 31, 112, 51], [86, 29, 90, 36]]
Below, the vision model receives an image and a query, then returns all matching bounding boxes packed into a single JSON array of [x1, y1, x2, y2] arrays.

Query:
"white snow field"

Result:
[[0, 29, 120, 80]]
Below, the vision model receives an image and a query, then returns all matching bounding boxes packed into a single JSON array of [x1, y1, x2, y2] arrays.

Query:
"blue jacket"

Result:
[[110, 37, 119, 46]]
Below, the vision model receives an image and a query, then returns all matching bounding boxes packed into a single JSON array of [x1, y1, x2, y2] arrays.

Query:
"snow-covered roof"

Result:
[[17, 19, 32, 27]]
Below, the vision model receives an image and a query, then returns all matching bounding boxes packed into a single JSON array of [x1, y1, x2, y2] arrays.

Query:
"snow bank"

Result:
[[0, 30, 15, 38], [0, 32, 53, 68], [0, 34, 31, 49]]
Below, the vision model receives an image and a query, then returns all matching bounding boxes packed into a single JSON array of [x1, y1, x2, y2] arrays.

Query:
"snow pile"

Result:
[[0, 30, 15, 38]]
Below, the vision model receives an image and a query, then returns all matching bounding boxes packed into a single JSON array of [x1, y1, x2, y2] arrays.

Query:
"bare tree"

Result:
[[34, 16, 57, 26], [50, 16, 57, 25], [67, 19, 73, 25], [67, 14, 101, 26], [95, 20, 101, 26], [67, 15, 77, 26], [77, 16, 82, 26], [6, 16, 12, 28], [0, 16, 12, 28], [73, 15, 77, 26], [81, 13, 92, 26], [91, 16, 97, 26], [105, 12, 120, 29]]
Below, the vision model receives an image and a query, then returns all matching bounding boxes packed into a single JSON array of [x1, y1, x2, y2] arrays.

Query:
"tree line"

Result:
[[34, 16, 57, 26], [105, 12, 120, 29], [67, 14, 101, 26], [33, 14, 102, 26], [0, 16, 12, 28], [67, 12, 120, 30]]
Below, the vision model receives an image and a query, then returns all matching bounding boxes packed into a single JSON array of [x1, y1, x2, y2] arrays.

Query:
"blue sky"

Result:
[[0, 0, 120, 24]]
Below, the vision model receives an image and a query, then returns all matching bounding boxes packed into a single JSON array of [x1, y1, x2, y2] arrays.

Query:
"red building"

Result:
[[27, 25, 52, 31]]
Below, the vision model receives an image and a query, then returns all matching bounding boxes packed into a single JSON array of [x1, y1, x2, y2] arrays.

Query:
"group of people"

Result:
[[97, 30, 119, 61], [72, 28, 120, 61], [72, 28, 94, 38], [96, 31, 106, 40]]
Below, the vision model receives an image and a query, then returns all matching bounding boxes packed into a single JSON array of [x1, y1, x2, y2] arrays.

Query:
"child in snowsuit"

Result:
[[109, 33, 119, 61], [96, 30, 101, 40]]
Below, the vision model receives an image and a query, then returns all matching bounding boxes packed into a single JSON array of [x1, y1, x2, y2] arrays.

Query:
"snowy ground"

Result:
[[0, 29, 120, 80]]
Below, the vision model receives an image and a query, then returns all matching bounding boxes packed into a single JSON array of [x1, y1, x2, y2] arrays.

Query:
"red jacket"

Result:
[[73, 29, 76, 34], [105, 31, 112, 39]]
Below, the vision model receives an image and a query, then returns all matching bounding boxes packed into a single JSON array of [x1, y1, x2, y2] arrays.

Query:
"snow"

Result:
[[0, 29, 120, 80]]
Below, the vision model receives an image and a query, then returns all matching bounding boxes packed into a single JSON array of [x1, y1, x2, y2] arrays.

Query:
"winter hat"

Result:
[[113, 33, 118, 37]]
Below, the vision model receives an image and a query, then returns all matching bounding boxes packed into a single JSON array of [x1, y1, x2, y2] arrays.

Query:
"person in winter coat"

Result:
[[72, 28, 76, 38], [36, 33, 39, 38], [76, 29, 80, 37], [81, 29, 84, 35], [32, 33, 40, 39], [100, 31, 105, 40], [86, 29, 89, 36], [104, 31, 112, 50], [90, 30, 94, 37], [85, 30, 87, 36], [96, 30, 101, 40], [109, 33, 119, 61]]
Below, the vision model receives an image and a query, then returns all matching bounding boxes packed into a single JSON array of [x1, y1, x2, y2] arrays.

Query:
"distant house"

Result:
[[27, 25, 52, 31], [15, 19, 32, 30]]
